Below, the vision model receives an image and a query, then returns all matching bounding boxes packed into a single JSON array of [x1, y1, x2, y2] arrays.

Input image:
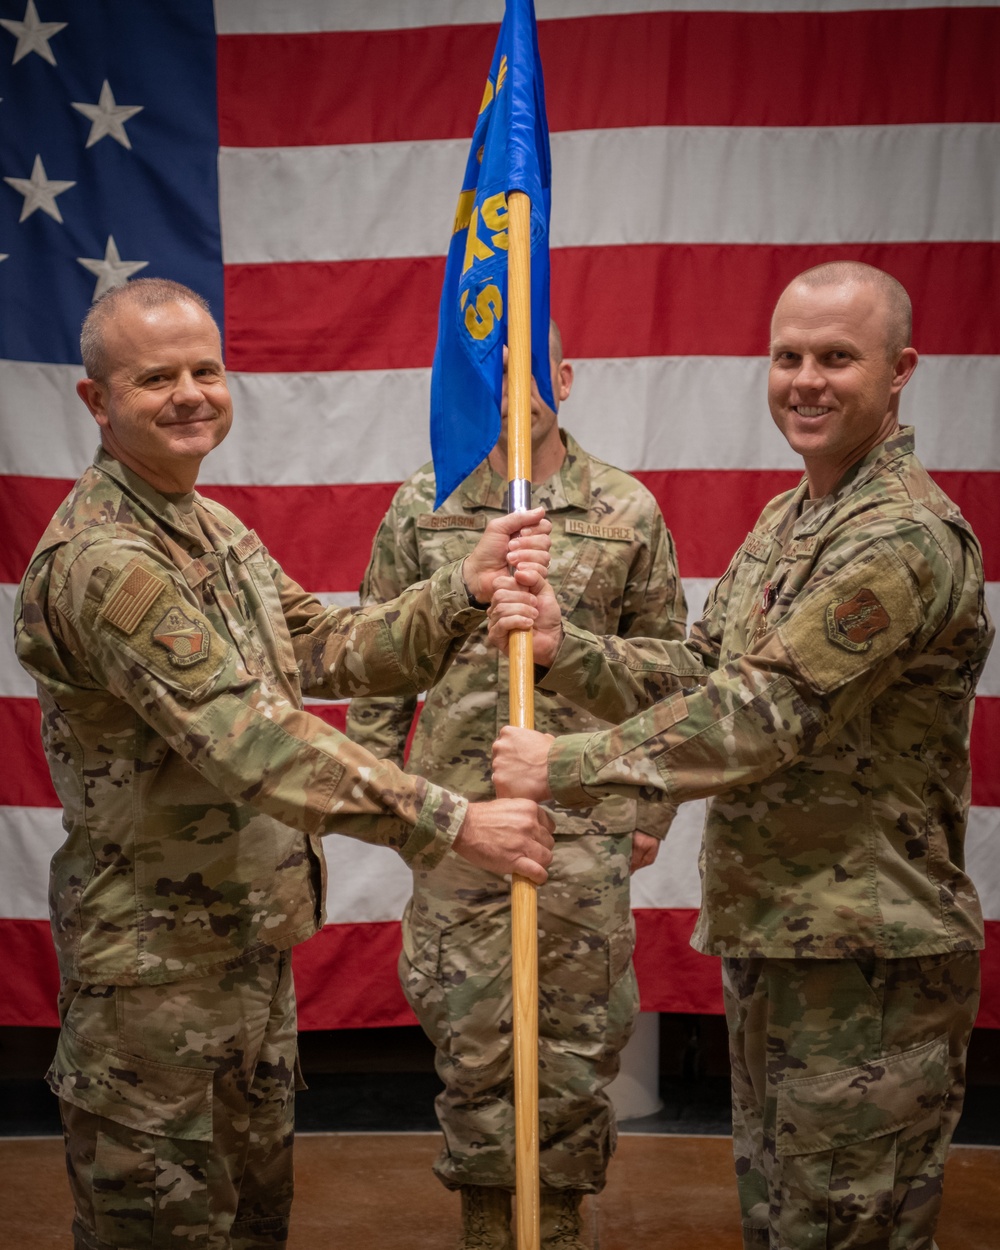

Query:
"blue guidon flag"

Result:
[[429, 0, 553, 508]]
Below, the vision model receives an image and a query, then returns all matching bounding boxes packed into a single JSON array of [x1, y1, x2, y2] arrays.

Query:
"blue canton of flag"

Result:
[[0, 0, 221, 367], [430, 0, 553, 509]]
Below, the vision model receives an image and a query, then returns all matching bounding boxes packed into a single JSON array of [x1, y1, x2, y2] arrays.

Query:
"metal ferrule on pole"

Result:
[[509, 478, 532, 513]]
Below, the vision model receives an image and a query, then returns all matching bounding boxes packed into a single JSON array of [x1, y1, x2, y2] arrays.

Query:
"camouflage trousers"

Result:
[[400, 832, 638, 1194], [48, 950, 300, 1250], [722, 951, 980, 1250]]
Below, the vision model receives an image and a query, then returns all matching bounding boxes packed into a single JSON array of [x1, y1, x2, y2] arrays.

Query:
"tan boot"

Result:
[[540, 1188, 589, 1249], [457, 1185, 513, 1250]]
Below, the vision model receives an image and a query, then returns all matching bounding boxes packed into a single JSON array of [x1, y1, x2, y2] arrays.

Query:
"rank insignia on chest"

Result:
[[152, 607, 210, 666], [825, 587, 891, 652]]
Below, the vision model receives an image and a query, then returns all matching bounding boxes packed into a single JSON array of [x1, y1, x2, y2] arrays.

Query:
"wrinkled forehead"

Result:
[[103, 300, 223, 371]]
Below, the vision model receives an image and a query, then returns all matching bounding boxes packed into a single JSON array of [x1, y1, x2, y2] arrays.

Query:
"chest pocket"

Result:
[[554, 536, 630, 635], [414, 515, 487, 581], [226, 533, 301, 700], [722, 533, 775, 662]]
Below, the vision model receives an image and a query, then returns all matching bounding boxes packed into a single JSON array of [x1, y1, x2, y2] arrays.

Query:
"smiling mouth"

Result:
[[793, 406, 831, 417]]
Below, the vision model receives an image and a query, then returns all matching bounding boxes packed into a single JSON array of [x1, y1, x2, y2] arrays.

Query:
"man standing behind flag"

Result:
[[347, 321, 687, 1250], [430, 0, 553, 509]]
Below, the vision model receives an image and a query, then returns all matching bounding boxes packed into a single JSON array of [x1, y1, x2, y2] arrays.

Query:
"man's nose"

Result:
[[793, 355, 824, 391], [172, 372, 204, 405]]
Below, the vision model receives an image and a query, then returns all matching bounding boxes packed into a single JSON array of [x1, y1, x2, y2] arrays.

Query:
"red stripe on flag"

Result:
[[637, 468, 801, 580], [3, 472, 997, 589], [553, 243, 1000, 361], [217, 9, 1000, 148], [224, 256, 445, 374], [0, 475, 74, 587], [633, 908, 723, 1015], [0, 699, 57, 807], [293, 919, 416, 1030], [197, 481, 399, 592], [4, 914, 999, 1030], [0, 918, 59, 1027], [928, 473, 999, 587], [971, 699, 1000, 810], [225, 243, 1000, 373]]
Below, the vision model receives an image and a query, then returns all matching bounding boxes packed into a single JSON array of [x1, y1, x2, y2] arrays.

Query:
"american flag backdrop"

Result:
[[1, 0, 997, 1031]]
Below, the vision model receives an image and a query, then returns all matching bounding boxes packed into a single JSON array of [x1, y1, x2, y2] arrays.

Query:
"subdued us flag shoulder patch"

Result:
[[99, 564, 168, 635]]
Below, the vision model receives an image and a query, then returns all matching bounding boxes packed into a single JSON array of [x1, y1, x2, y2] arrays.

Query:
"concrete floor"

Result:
[[1, 1133, 997, 1249]]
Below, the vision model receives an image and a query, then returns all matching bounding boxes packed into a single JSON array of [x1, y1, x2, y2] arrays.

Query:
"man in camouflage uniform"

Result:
[[13, 278, 556, 1250], [491, 264, 993, 1249], [346, 323, 686, 1249]]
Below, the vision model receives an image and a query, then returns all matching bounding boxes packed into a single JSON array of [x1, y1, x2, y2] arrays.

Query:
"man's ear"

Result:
[[556, 359, 574, 404], [76, 378, 109, 429], [890, 347, 919, 395]]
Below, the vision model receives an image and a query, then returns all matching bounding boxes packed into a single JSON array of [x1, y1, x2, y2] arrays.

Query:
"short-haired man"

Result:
[[14, 278, 555, 1250], [491, 264, 993, 1249], [347, 323, 686, 1250]]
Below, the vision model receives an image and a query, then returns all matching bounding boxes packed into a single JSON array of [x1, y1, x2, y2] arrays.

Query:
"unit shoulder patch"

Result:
[[776, 542, 922, 695], [98, 564, 168, 635], [564, 519, 635, 543], [825, 588, 891, 652], [152, 606, 211, 667]]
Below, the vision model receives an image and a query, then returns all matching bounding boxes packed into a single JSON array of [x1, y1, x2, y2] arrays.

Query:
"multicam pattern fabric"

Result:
[[541, 428, 992, 960], [52, 951, 299, 1250], [14, 448, 480, 986], [347, 433, 686, 1191], [723, 951, 980, 1250]]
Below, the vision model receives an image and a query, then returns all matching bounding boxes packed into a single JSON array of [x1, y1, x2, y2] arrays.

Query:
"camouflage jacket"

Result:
[[347, 431, 687, 840], [14, 450, 481, 985], [538, 429, 993, 957]]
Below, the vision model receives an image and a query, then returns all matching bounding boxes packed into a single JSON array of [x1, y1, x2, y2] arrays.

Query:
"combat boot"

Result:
[[457, 1185, 513, 1250], [540, 1188, 589, 1249]]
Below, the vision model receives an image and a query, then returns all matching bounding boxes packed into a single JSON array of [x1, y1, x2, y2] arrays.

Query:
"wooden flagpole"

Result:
[[505, 188, 540, 1250]]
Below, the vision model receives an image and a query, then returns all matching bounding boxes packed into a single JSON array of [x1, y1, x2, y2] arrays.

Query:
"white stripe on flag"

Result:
[[4, 356, 999, 485], [214, 0, 1000, 36], [219, 125, 1000, 264]]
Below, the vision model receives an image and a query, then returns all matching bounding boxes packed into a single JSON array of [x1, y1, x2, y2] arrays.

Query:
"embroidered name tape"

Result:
[[417, 514, 487, 530], [231, 530, 263, 561]]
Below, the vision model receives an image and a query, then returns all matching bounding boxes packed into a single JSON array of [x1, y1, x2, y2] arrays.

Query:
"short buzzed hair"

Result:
[[790, 261, 912, 360], [80, 278, 215, 381], [549, 318, 564, 365]]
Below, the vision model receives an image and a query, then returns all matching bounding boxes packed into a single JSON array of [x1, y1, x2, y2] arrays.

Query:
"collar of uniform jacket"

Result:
[[791, 425, 916, 538], [455, 430, 592, 513], [92, 444, 215, 549]]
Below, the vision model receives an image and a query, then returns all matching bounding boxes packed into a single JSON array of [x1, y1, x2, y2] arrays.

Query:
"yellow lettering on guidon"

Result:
[[465, 285, 504, 340], [478, 56, 508, 115], [462, 206, 496, 275], [481, 193, 509, 250], [453, 190, 475, 236]]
